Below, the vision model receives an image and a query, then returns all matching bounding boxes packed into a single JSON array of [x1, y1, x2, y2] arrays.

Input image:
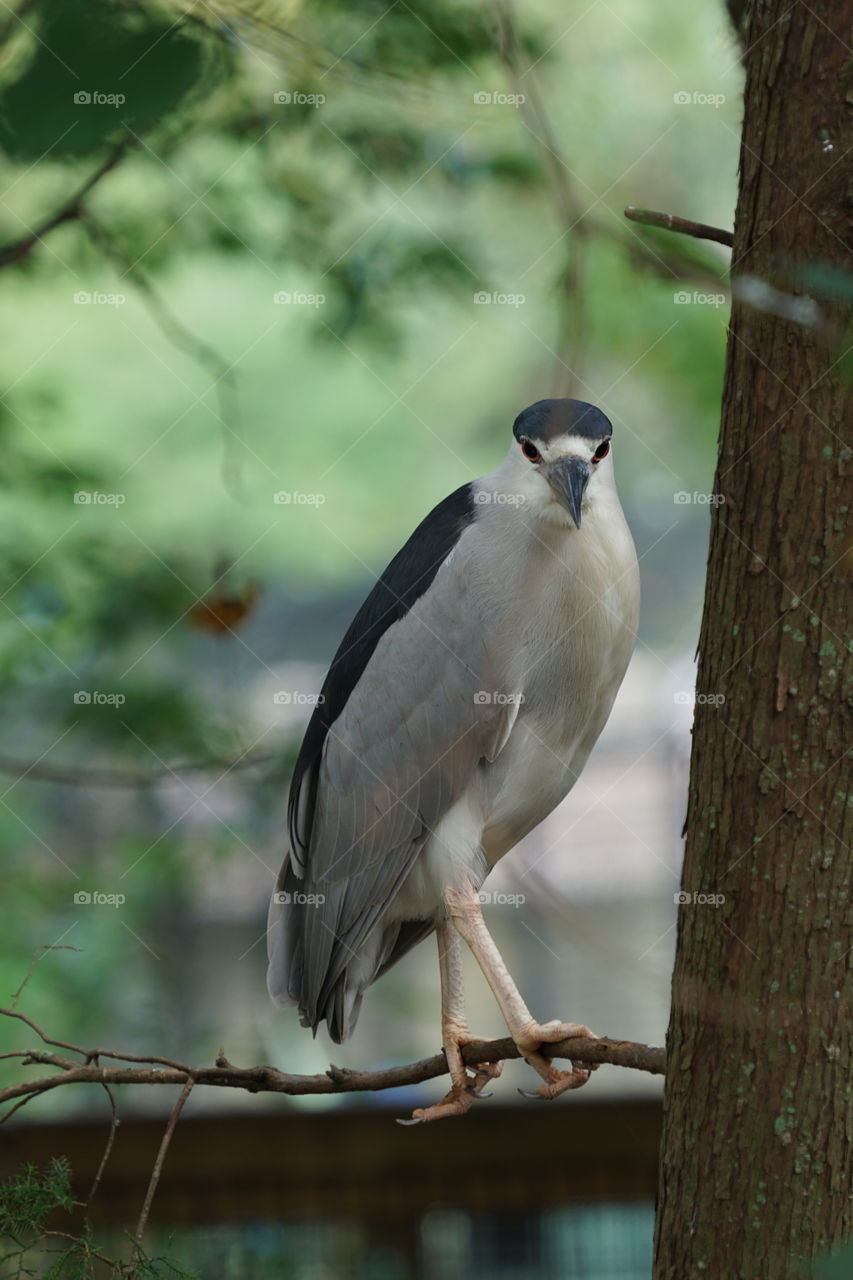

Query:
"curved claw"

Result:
[[517, 1087, 543, 1100], [396, 1116, 424, 1126], [473, 1089, 493, 1099]]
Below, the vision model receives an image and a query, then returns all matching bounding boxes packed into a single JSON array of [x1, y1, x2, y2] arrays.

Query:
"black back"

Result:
[[287, 482, 477, 865]]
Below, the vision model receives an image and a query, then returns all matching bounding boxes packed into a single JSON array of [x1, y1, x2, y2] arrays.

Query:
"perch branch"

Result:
[[624, 205, 734, 247], [0, 1006, 664, 1119]]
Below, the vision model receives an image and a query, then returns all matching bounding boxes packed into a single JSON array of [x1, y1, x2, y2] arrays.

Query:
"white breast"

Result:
[[474, 481, 639, 862]]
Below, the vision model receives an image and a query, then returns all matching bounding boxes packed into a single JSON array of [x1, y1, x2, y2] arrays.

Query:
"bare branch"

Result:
[[624, 205, 734, 247], [86, 1085, 120, 1207], [134, 1080, 193, 1247], [0, 145, 128, 269], [0, 749, 275, 789], [495, 0, 588, 396], [81, 212, 246, 500], [10, 946, 83, 1007]]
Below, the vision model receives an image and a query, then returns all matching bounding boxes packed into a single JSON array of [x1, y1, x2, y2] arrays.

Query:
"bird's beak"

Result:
[[545, 456, 591, 528]]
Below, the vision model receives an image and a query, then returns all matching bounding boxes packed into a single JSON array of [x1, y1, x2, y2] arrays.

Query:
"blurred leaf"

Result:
[[0, 0, 226, 161]]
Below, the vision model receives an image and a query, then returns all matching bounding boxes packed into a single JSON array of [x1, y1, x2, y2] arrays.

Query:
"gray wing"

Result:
[[273, 535, 519, 1038]]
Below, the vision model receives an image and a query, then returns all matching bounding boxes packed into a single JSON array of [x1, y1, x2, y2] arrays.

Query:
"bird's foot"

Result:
[[514, 1020, 599, 1101], [398, 1032, 502, 1125]]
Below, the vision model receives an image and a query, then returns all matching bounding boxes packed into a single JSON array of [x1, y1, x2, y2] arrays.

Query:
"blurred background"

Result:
[[0, 0, 741, 1274]]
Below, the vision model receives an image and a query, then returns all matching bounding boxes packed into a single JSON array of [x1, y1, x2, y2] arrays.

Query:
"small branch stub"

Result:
[[624, 205, 734, 247]]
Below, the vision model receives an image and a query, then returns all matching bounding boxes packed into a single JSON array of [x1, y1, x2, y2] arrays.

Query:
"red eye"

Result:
[[592, 440, 610, 462], [521, 440, 541, 463]]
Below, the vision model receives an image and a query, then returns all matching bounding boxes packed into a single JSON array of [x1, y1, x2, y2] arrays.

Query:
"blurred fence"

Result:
[[4, 1100, 659, 1278]]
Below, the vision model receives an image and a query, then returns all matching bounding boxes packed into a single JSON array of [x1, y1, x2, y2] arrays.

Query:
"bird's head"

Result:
[[510, 398, 614, 528]]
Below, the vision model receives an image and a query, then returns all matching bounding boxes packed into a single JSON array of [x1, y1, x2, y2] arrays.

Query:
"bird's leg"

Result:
[[403, 918, 502, 1124], [445, 883, 598, 1101]]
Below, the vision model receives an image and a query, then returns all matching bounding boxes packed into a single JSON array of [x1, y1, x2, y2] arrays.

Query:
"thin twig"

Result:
[[495, 0, 588, 396], [81, 213, 246, 501], [0, 1008, 194, 1069], [0, 144, 128, 269], [133, 1080, 194, 1247], [42, 1231, 121, 1272], [86, 1085, 120, 1207], [10, 946, 83, 1007], [0, 750, 275, 788], [624, 206, 734, 247]]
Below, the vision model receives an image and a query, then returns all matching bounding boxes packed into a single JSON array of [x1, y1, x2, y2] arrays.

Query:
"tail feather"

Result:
[[266, 856, 435, 1041]]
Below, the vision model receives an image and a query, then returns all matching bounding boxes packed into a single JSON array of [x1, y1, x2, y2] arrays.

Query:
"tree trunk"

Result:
[[653, 3, 852, 1277]]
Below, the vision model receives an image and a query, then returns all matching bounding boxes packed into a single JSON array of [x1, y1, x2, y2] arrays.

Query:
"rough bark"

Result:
[[654, 3, 852, 1277]]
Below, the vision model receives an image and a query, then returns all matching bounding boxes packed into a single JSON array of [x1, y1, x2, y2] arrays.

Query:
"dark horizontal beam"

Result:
[[4, 1101, 662, 1225]]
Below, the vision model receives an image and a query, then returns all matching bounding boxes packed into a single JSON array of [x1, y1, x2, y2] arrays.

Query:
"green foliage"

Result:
[[0, 0, 226, 161], [0, 1159, 73, 1243], [0, 1160, 200, 1278]]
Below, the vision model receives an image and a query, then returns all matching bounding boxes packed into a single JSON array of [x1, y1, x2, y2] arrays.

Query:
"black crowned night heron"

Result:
[[268, 397, 639, 1123]]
